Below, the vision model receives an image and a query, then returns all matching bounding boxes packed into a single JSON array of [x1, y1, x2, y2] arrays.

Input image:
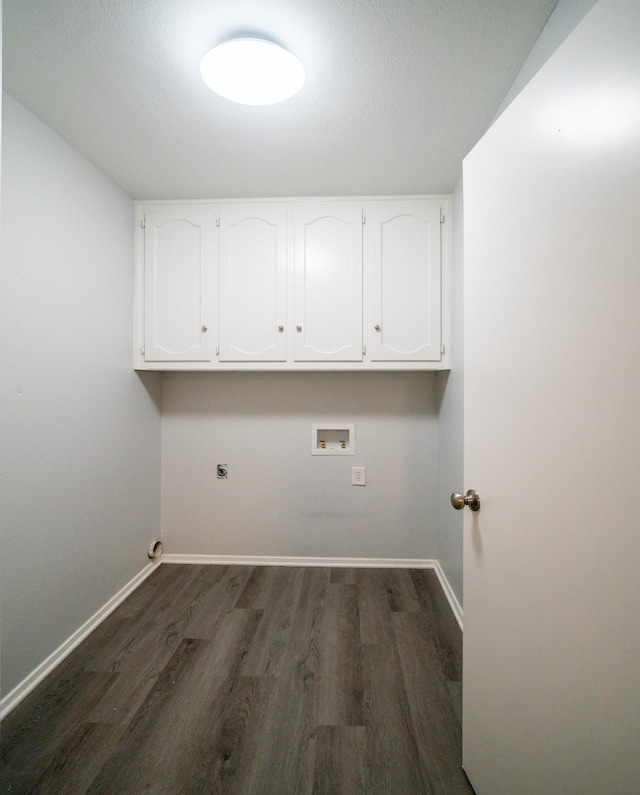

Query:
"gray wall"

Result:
[[436, 179, 464, 605], [161, 371, 440, 560], [0, 94, 161, 699]]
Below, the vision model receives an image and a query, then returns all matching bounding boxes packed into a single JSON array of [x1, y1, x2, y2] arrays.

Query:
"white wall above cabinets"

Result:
[[134, 197, 451, 371]]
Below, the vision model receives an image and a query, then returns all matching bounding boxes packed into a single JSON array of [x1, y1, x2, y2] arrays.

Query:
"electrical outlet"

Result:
[[351, 466, 366, 486], [217, 464, 228, 479]]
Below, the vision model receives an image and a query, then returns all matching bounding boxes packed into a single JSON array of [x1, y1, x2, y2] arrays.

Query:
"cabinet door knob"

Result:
[[296, 325, 302, 332], [201, 325, 208, 333], [374, 324, 381, 332], [278, 325, 284, 332]]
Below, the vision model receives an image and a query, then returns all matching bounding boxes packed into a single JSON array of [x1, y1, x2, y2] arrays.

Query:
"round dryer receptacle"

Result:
[[148, 539, 163, 560]]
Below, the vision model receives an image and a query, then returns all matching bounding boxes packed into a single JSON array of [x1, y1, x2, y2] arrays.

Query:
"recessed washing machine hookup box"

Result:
[[311, 424, 355, 456]]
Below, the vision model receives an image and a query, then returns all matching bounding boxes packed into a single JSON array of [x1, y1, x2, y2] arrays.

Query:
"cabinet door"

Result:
[[294, 205, 363, 361], [365, 201, 442, 362], [144, 208, 215, 362], [218, 206, 287, 361]]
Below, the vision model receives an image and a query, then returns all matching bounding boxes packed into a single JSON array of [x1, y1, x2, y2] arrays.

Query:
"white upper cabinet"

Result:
[[142, 207, 215, 362], [364, 201, 442, 361], [293, 205, 363, 362], [218, 206, 287, 361], [135, 197, 450, 371]]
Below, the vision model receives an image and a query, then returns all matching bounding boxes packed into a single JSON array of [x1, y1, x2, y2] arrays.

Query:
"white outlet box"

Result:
[[352, 466, 366, 486]]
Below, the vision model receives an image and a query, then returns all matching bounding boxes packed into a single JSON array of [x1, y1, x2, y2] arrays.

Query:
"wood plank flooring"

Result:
[[0, 564, 474, 794]]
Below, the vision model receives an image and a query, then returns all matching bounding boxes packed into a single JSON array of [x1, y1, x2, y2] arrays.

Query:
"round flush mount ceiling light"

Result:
[[200, 38, 305, 106]]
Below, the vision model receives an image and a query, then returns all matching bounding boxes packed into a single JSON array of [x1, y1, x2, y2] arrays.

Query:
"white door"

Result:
[[293, 204, 363, 361], [462, 2, 640, 793], [218, 205, 287, 361], [365, 200, 442, 362], [144, 207, 215, 362]]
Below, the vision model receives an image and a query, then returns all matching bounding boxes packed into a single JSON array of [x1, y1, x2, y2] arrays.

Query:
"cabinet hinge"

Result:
[[440, 211, 445, 224], [441, 344, 445, 355], [362, 212, 366, 225], [363, 345, 367, 356], [140, 218, 146, 229], [216, 345, 219, 356], [140, 346, 145, 356], [216, 214, 220, 228]]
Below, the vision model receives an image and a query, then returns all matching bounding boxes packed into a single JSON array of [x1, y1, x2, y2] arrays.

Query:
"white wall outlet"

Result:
[[351, 466, 366, 486]]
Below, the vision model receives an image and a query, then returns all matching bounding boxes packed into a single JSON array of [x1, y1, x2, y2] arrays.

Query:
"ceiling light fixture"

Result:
[[200, 38, 305, 106]]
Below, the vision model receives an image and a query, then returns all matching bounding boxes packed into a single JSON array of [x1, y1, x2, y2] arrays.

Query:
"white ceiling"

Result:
[[3, 0, 558, 200]]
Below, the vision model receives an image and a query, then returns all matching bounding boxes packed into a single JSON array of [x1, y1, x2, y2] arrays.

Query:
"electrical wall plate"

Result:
[[351, 466, 366, 485], [311, 424, 355, 455]]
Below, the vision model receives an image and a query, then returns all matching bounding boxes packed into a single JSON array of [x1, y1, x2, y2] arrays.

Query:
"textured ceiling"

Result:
[[3, 0, 558, 199]]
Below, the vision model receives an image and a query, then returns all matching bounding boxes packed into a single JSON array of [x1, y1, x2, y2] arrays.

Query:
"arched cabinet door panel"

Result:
[[218, 206, 287, 362], [143, 208, 215, 362], [293, 205, 363, 362], [364, 201, 442, 362]]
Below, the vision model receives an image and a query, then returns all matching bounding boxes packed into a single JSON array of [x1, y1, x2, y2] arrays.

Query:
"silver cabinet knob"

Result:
[[278, 325, 284, 332], [374, 324, 381, 331], [450, 489, 481, 512], [296, 325, 302, 332], [201, 325, 208, 333]]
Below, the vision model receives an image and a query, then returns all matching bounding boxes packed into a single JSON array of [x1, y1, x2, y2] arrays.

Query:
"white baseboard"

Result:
[[161, 553, 438, 569], [162, 553, 463, 628], [433, 559, 463, 629], [0, 561, 160, 720]]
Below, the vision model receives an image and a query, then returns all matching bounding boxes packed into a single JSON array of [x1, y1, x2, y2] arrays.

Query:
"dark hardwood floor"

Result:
[[1, 564, 474, 794]]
